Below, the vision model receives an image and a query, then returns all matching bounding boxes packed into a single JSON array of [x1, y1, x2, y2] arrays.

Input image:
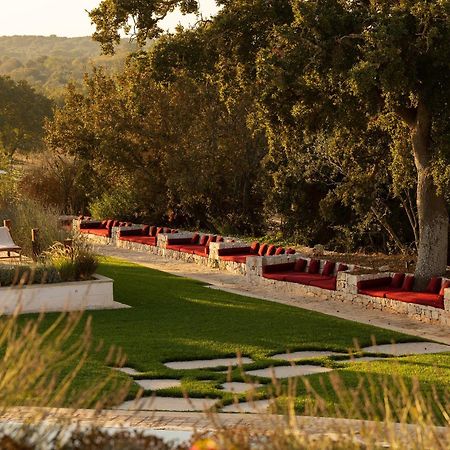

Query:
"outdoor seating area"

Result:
[[358, 274, 450, 309], [75, 218, 450, 322]]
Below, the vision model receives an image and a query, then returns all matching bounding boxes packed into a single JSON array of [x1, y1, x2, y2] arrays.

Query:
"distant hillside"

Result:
[[0, 36, 142, 98]]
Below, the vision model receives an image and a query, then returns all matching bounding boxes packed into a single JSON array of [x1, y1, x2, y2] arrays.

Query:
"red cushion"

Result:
[[216, 236, 224, 242], [120, 236, 156, 246], [156, 227, 163, 235], [439, 280, 450, 297], [258, 244, 268, 256], [359, 287, 402, 298], [206, 235, 216, 247], [179, 244, 204, 254], [199, 235, 209, 246], [387, 291, 443, 309], [191, 233, 200, 244], [275, 247, 285, 255], [391, 273, 405, 288], [309, 277, 337, 291], [101, 220, 108, 228], [294, 259, 307, 272], [426, 277, 442, 294], [308, 259, 320, 274], [142, 225, 150, 236], [266, 245, 276, 256], [106, 219, 114, 229], [322, 261, 335, 276], [286, 248, 296, 255], [250, 242, 260, 254], [402, 275, 415, 291], [220, 255, 248, 264], [284, 273, 324, 285], [263, 273, 287, 282], [193, 249, 208, 257], [85, 228, 110, 237], [149, 226, 157, 236], [337, 263, 348, 272]]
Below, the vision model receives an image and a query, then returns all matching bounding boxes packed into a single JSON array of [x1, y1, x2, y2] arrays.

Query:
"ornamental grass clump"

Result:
[[44, 236, 98, 282]]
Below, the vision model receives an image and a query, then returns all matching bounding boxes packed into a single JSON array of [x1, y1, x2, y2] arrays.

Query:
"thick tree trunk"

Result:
[[410, 103, 448, 289]]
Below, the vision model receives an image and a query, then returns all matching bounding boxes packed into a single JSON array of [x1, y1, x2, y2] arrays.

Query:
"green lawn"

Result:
[[30, 257, 450, 418]]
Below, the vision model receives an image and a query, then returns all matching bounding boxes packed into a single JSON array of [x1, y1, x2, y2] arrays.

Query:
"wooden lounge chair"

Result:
[[0, 226, 22, 261]]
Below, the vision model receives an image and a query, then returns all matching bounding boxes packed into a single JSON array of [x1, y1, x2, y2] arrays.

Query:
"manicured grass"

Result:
[[27, 257, 450, 416]]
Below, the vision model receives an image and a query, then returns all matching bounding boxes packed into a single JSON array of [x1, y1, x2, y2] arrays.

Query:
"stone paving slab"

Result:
[[117, 397, 218, 412], [165, 357, 253, 370], [341, 356, 387, 363], [220, 382, 263, 393], [362, 342, 450, 356], [94, 246, 450, 345], [246, 365, 332, 379], [135, 379, 182, 390], [271, 350, 342, 361]]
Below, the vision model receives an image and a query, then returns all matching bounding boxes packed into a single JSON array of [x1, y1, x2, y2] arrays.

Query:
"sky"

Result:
[[0, 0, 220, 37]]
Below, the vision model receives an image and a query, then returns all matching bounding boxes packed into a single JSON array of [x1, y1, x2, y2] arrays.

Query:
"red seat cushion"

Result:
[[286, 248, 296, 255], [387, 291, 444, 309], [220, 255, 248, 264], [337, 263, 348, 272], [120, 236, 156, 246], [142, 225, 150, 236], [284, 273, 324, 285], [179, 244, 205, 254], [391, 273, 405, 288], [309, 276, 337, 291], [258, 244, 268, 256], [263, 273, 287, 282], [426, 277, 442, 294], [275, 247, 285, 255], [308, 259, 320, 274], [294, 259, 307, 272], [193, 249, 208, 257], [191, 233, 200, 244], [166, 244, 185, 251], [402, 275, 415, 291], [250, 242, 260, 254], [322, 261, 335, 276], [359, 287, 403, 298], [84, 228, 110, 237]]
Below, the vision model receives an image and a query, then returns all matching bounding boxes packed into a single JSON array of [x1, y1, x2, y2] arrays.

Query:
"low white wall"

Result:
[[0, 274, 128, 315]]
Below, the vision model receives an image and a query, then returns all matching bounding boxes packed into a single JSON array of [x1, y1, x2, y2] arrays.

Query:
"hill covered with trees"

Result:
[[0, 35, 140, 98]]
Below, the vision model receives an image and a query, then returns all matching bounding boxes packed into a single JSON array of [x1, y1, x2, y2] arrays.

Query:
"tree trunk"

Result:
[[410, 102, 448, 289]]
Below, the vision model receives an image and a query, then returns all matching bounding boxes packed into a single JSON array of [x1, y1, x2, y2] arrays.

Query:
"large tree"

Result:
[[91, 0, 450, 283]]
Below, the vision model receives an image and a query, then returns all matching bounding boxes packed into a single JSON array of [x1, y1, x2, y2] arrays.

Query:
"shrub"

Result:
[[0, 198, 69, 258], [88, 183, 141, 221], [44, 236, 98, 282], [0, 264, 61, 287]]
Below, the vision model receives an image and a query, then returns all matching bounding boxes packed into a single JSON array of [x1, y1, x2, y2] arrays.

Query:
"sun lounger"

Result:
[[0, 226, 22, 260]]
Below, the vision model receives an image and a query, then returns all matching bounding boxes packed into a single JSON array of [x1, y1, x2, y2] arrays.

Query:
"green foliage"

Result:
[[88, 183, 141, 222], [0, 264, 60, 287], [0, 76, 53, 156]]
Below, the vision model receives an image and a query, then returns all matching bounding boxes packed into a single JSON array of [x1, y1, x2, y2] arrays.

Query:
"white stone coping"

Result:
[[0, 274, 129, 315]]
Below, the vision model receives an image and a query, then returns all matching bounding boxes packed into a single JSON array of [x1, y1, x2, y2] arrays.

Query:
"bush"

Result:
[[44, 236, 98, 282], [0, 198, 69, 258], [0, 264, 61, 287], [89, 184, 141, 221]]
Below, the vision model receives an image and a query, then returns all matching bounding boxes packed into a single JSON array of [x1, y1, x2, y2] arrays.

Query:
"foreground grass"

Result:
[[25, 257, 449, 417]]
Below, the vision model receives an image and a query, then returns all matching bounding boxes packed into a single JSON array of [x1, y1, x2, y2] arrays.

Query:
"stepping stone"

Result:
[[221, 400, 272, 413], [135, 379, 182, 390], [362, 342, 450, 356], [246, 365, 332, 379], [220, 382, 262, 393], [114, 367, 141, 375], [117, 396, 218, 412], [165, 357, 254, 370], [271, 351, 341, 361]]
